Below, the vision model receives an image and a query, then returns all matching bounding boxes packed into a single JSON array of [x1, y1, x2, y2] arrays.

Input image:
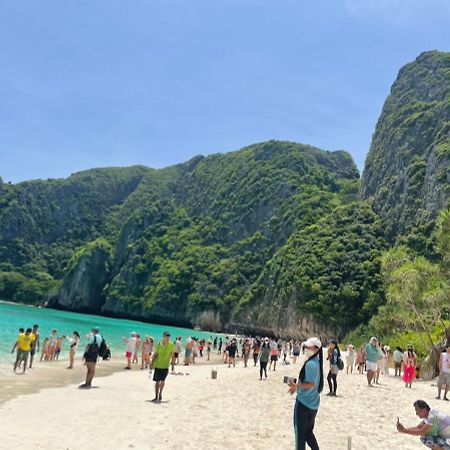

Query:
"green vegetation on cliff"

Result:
[[0, 140, 376, 335], [361, 51, 450, 246]]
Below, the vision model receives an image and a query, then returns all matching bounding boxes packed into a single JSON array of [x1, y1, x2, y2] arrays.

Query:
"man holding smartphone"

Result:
[[397, 400, 450, 449]]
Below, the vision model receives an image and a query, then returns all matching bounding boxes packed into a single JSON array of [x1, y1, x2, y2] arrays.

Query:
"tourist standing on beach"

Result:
[[228, 338, 238, 367], [356, 345, 366, 375], [403, 346, 416, 388], [326, 339, 340, 396], [174, 336, 182, 365], [223, 337, 230, 364], [252, 338, 261, 366], [283, 342, 289, 364], [40, 337, 49, 361], [12, 328, 34, 374], [132, 334, 141, 365], [206, 338, 212, 361], [242, 338, 251, 367], [269, 339, 278, 371], [397, 399, 450, 448], [292, 341, 301, 364], [149, 331, 176, 403], [29, 324, 40, 369], [437, 342, 450, 401], [288, 337, 323, 450], [66, 331, 80, 369], [54, 335, 65, 360], [346, 344, 355, 374], [393, 346, 403, 377], [48, 329, 58, 360], [123, 332, 137, 370], [365, 337, 379, 386], [80, 327, 103, 389], [141, 336, 153, 370], [259, 338, 270, 380], [374, 343, 384, 384], [184, 337, 193, 365]]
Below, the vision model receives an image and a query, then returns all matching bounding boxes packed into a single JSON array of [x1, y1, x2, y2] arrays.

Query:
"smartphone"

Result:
[[283, 376, 297, 384]]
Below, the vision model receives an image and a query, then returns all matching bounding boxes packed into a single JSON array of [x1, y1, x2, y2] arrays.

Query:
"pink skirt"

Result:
[[402, 364, 416, 383]]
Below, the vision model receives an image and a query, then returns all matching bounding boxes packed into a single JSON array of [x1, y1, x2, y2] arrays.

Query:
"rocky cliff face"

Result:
[[50, 241, 112, 312], [361, 51, 450, 239], [42, 141, 363, 337]]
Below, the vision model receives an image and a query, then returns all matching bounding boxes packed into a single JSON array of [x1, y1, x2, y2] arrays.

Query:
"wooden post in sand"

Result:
[[347, 436, 352, 449]]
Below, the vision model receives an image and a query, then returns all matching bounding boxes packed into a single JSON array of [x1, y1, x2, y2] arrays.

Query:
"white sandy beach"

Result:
[[0, 356, 449, 450]]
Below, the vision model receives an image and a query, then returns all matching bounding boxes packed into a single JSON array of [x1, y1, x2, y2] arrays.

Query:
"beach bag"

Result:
[[336, 357, 344, 371]]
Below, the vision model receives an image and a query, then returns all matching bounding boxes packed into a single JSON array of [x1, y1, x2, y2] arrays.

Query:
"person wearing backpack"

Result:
[[287, 337, 323, 450], [326, 339, 341, 397], [79, 327, 103, 389]]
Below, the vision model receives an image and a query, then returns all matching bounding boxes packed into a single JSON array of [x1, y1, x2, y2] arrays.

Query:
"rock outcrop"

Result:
[[361, 51, 450, 238]]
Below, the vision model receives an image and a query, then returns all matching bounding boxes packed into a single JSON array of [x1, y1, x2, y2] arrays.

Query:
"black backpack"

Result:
[[98, 338, 108, 358], [84, 336, 100, 360]]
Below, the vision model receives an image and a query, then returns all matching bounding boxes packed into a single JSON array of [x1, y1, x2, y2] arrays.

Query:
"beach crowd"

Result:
[[10, 325, 450, 449]]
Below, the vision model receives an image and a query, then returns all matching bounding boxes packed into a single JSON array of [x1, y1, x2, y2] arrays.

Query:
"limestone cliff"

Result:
[[51, 240, 112, 312], [361, 51, 450, 239]]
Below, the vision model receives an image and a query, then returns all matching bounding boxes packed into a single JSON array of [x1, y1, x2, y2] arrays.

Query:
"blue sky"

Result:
[[1, 0, 450, 183]]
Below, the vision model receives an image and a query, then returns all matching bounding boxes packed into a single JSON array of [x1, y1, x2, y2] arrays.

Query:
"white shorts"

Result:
[[366, 361, 377, 372]]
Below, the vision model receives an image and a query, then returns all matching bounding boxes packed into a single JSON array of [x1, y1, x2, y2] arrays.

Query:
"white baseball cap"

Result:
[[303, 337, 322, 349]]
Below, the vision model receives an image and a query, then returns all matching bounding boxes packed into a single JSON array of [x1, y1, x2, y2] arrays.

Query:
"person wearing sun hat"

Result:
[[288, 336, 323, 450]]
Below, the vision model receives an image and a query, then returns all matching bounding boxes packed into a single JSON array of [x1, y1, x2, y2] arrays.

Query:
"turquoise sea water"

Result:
[[0, 301, 219, 366]]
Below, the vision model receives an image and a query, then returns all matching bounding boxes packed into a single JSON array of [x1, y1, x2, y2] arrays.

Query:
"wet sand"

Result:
[[0, 357, 125, 404]]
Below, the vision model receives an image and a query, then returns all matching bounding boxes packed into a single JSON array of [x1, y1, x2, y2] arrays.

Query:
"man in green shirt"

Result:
[[365, 336, 379, 387], [150, 331, 176, 403]]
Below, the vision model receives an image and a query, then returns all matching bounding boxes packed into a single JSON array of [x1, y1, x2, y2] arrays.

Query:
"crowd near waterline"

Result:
[[10, 324, 450, 449]]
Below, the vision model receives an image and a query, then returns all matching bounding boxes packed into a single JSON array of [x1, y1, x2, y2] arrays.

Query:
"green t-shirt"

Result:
[[365, 343, 379, 363], [154, 341, 176, 369]]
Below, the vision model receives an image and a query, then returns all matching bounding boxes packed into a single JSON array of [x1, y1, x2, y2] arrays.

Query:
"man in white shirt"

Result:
[[437, 343, 450, 401], [393, 346, 404, 377], [123, 332, 137, 370], [397, 399, 450, 449]]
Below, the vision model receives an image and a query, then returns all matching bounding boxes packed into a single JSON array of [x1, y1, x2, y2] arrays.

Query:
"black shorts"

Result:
[[271, 355, 278, 362], [153, 368, 169, 382], [173, 352, 179, 358]]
